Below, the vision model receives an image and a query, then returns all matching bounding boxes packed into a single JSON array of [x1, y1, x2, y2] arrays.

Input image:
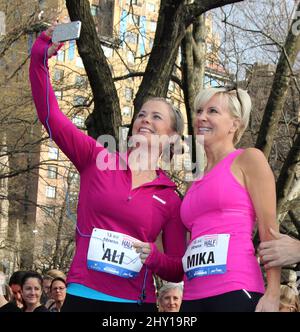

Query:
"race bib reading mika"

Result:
[[182, 234, 230, 280], [87, 228, 143, 278]]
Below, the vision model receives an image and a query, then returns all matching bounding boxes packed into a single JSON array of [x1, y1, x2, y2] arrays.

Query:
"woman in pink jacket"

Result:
[[29, 25, 186, 312]]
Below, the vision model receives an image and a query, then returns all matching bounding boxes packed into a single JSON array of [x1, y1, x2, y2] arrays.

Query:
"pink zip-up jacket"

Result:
[[29, 32, 186, 303]]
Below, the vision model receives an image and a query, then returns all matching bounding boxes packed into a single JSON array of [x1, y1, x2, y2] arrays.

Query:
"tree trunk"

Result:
[[132, 0, 243, 122], [52, 200, 66, 269], [181, 13, 206, 168], [276, 131, 300, 218], [255, 1, 300, 158], [6, 117, 41, 270], [133, 0, 187, 115], [66, 0, 122, 140]]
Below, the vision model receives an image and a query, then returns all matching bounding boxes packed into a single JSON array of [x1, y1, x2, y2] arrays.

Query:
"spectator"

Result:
[[157, 282, 183, 312], [9, 270, 27, 309], [0, 270, 26, 312], [21, 271, 48, 312], [47, 277, 67, 312], [42, 269, 66, 304]]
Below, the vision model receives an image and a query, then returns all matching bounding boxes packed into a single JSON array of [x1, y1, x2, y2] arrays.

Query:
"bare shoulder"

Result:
[[237, 148, 267, 166], [236, 148, 272, 177]]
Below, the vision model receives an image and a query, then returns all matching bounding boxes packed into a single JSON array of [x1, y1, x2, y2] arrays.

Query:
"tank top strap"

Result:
[[221, 148, 244, 169]]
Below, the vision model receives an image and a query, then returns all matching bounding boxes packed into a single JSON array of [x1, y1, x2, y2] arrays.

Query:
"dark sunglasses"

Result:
[[217, 85, 243, 111]]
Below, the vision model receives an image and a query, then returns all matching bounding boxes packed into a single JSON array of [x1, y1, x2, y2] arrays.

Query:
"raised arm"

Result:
[[239, 148, 281, 312], [29, 28, 96, 172]]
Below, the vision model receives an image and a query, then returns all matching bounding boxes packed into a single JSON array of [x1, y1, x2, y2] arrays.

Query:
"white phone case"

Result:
[[52, 21, 82, 43]]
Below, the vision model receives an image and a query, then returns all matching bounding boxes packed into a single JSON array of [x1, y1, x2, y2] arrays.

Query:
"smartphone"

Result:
[[52, 21, 82, 43]]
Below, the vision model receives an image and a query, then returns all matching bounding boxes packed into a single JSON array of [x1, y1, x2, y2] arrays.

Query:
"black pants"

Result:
[[180, 290, 263, 312], [61, 294, 157, 312]]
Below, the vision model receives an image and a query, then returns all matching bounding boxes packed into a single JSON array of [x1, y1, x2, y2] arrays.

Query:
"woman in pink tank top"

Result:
[[180, 87, 280, 312]]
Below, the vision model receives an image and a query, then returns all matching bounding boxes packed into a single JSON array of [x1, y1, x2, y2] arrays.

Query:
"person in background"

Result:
[[47, 277, 67, 312], [9, 270, 27, 309], [0, 270, 26, 312], [0, 271, 14, 311], [21, 271, 48, 312], [157, 282, 183, 312], [279, 284, 300, 312], [42, 269, 66, 305]]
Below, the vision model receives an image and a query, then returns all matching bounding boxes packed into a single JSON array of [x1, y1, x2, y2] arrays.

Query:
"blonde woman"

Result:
[[180, 87, 280, 312]]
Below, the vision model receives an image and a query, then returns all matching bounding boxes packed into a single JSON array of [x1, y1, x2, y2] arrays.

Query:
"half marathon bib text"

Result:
[[87, 228, 143, 278], [182, 234, 230, 280]]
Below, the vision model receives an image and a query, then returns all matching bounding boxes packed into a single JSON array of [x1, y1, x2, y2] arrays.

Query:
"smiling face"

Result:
[[132, 100, 175, 140], [158, 288, 182, 312], [132, 100, 175, 152], [21, 277, 42, 309], [194, 93, 239, 147]]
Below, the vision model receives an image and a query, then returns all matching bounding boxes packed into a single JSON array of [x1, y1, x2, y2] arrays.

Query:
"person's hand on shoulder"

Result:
[[258, 228, 300, 268]]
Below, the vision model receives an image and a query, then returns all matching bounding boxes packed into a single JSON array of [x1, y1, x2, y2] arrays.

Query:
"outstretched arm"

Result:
[[29, 26, 96, 172]]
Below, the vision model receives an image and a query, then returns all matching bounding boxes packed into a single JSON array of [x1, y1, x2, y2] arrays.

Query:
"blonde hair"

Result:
[[143, 97, 184, 137], [193, 87, 252, 145], [43, 269, 66, 281], [280, 284, 300, 312]]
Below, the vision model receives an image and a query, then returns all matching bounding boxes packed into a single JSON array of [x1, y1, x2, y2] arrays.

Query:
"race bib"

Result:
[[182, 234, 230, 280], [87, 228, 143, 278]]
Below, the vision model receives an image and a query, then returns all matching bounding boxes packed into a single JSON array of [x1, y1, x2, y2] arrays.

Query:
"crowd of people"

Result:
[[1, 23, 300, 313], [0, 269, 67, 312], [1, 269, 299, 313]]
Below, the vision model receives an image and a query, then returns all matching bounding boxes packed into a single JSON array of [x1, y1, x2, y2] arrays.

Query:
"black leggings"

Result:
[[181, 290, 263, 312], [61, 293, 157, 312]]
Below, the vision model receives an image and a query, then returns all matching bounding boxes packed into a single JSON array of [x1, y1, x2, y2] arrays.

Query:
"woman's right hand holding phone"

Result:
[[45, 22, 61, 58]]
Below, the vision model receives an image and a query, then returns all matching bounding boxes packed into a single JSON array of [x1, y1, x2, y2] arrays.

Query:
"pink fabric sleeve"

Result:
[[144, 196, 186, 282], [29, 32, 97, 173]]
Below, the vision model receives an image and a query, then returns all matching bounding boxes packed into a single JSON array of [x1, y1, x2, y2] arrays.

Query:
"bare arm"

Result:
[[29, 25, 97, 173], [239, 148, 281, 312]]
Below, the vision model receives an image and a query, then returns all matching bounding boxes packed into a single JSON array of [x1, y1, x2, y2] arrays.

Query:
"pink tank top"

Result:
[[180, 149, 265, 300]]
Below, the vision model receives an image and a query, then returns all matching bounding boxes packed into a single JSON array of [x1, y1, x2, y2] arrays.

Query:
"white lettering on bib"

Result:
[[182, 234, 230, 280], [87, 228, 143, 278]]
